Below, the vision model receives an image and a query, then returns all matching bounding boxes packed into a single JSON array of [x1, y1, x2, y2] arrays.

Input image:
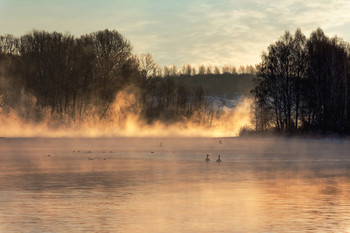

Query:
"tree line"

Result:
[[139, 52, 256, 79], [251, 28, 350, 134], [0, 30, 140, 123], [0, 29, 253, 126], [138, 53, 255, 98]]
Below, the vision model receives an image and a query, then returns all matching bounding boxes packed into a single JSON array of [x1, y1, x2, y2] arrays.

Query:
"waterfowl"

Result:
[[205, 154, 210, 162], [216, 155, 221, 163]]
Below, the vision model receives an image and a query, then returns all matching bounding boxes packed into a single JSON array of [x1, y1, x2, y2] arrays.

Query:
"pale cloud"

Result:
[[157, 0, 350, 67], [0, 0, 349, 67]]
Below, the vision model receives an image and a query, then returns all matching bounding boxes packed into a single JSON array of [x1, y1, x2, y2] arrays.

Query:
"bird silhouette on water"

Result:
[[216, 155, 221, 163], [205, 154, 210, 162]]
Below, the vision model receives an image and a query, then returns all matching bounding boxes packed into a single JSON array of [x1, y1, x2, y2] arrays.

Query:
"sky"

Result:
[[0, 0, 350, 68]]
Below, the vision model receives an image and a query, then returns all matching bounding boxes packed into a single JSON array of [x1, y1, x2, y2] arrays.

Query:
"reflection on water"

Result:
[[1, 137, 350, 232]]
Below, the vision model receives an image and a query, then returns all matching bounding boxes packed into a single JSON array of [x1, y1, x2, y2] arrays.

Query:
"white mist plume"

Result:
[[0, 88, 253, 138]]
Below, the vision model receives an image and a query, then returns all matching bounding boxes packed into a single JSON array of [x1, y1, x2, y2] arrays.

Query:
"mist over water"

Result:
[[0, 95, 252, 138], [1, 137, 350, 232]]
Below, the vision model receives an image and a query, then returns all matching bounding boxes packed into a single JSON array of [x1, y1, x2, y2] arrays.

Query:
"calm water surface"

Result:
[[1, 137, 350, 232]]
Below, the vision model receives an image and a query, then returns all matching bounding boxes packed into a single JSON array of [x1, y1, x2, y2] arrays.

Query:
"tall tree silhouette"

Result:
[[252, 28, 350, 133]]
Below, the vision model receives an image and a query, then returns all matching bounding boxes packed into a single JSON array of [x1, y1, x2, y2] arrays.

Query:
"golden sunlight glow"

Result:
[[0, 89, 253, 138]]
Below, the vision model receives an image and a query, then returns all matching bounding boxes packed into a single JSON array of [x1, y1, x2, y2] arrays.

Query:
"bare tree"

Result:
[[206, 65, 212, 75], [170, 65, 178, 76], [139, 53, 158, 79], [0, 34, 20, 54], [163, 65, 170, 77], [214, 66, 220, 74], [198, 65, 205, 75], [238, 65, 246, 74]]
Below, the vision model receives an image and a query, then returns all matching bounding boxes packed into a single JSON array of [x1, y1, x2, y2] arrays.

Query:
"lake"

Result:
[[1, 137, 350, 232]]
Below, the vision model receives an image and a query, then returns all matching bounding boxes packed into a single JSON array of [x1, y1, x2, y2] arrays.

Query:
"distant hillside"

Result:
[[170, 73, 255, 98]]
